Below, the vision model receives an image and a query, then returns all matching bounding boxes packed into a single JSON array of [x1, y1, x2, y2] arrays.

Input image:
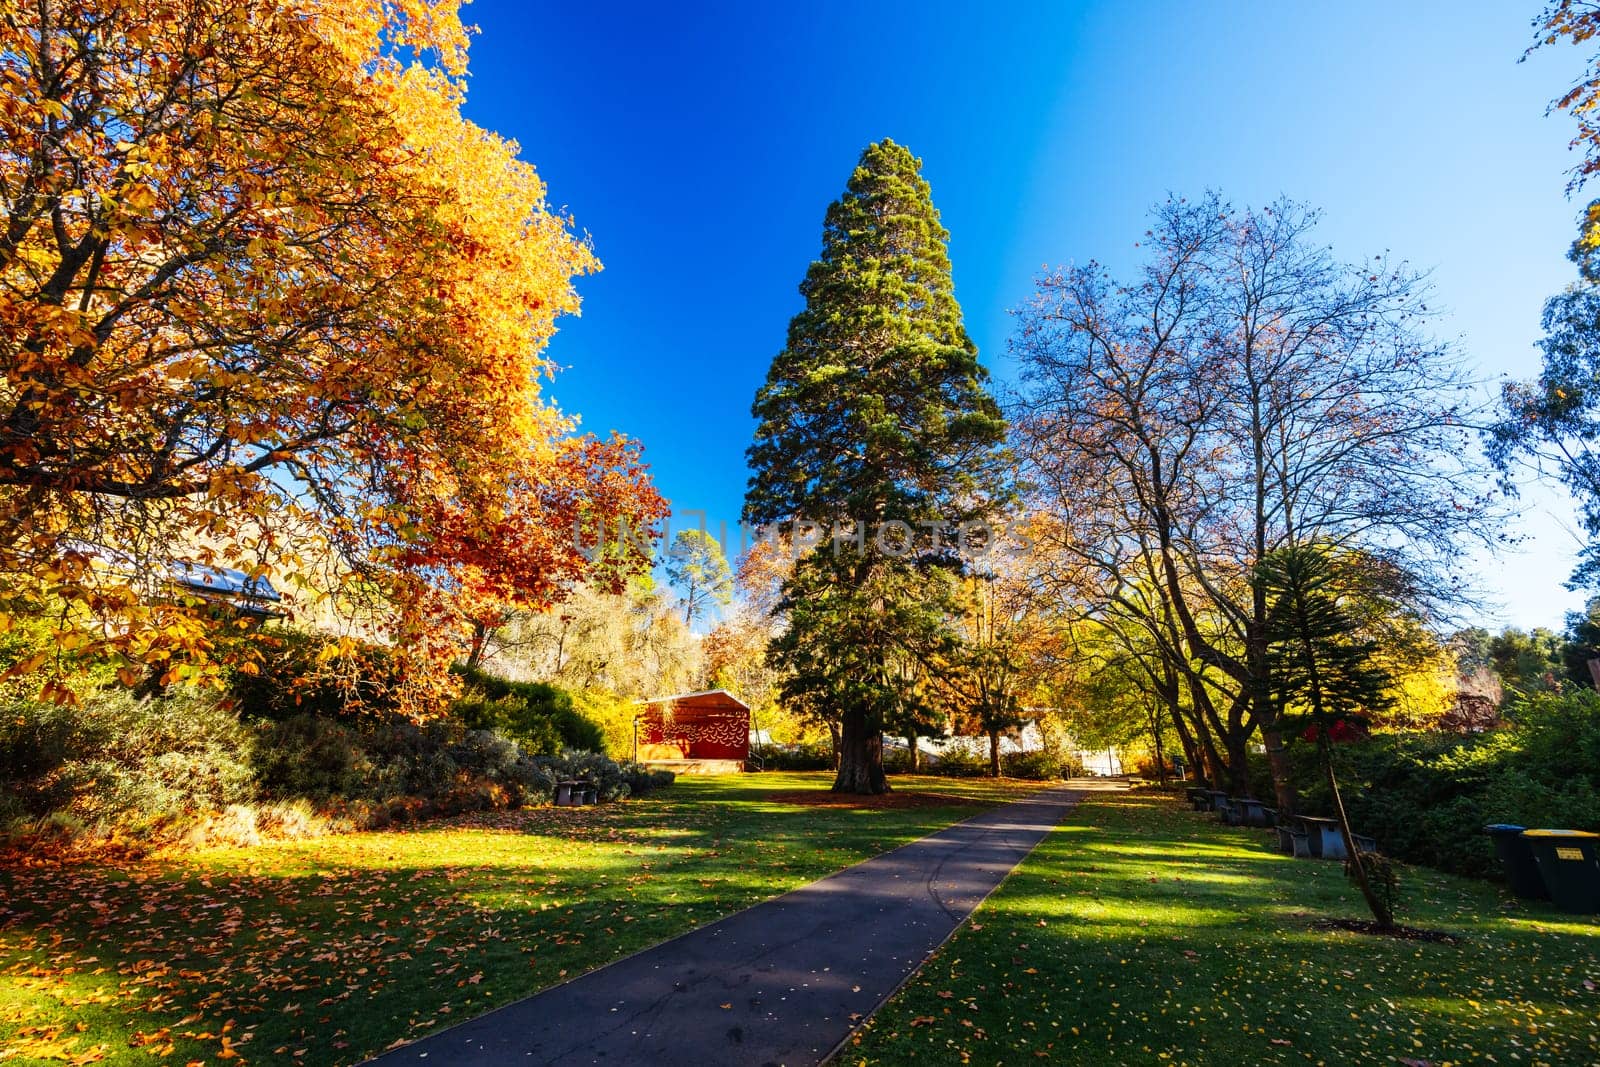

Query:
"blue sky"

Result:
[[460, 0, 1591, 631]]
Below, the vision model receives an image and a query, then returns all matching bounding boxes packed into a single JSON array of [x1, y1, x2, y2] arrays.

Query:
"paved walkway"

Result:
[[366, 781, 1110, 1067]]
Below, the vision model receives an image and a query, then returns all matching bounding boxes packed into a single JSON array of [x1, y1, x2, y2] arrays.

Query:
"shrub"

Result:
[[927, 744, 988, 777], [253, 714, 372, 801], [531, 751, 627, 801], [1, 663, 668, 851], [0, 687, 257, 837], [450, 665, 605, 754], [761, 741, 835, 771], [570, 687, 643, 757], [1248, 689, 1600, 882], [620, 762, 676, 795], [253, 714, 562, 809], [1001, 749, 1068, 780]]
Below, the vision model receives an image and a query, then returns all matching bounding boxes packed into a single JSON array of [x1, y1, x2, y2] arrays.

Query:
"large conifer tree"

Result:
[[745, 139, 1005, 793]]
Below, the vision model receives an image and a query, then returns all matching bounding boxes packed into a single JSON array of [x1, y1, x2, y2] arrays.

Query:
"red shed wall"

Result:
[[638, 699, 750, 760]]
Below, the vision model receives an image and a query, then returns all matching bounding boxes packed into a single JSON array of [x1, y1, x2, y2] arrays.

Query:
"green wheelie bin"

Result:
[[1522, 829, 1600, 914], [1484, 824, 1549, 900]]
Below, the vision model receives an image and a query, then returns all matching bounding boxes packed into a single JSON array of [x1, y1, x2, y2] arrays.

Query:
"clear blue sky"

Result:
[[460, 0, 1591, 631]]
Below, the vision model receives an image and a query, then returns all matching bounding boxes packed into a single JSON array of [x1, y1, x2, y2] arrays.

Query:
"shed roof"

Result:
[[637, 689, 750, 711]]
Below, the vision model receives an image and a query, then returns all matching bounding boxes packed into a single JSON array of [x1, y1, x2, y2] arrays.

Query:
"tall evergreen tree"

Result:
[[745, 139, 1006, 793]]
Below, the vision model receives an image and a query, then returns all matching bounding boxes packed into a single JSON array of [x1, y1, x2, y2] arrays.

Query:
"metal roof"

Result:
[[637, 688, 750, 709], [168, 561, 282, 602]]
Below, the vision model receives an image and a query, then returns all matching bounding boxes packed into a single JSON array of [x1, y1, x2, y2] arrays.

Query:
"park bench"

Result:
[[1281, 814, 1378, 860], [555, 779, 598, 807], [1215, 797, 1276, 828], [1234, 798, 1277, 828], [1186, 788, 1212, 811]]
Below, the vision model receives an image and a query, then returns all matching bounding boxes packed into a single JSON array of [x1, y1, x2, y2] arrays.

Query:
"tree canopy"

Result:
[[0, 0, 665, 705], [744, 139, 1007, 793]]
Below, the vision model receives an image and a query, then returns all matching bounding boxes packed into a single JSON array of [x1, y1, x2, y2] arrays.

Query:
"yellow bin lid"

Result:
[[1521, 829, 1600, 839]]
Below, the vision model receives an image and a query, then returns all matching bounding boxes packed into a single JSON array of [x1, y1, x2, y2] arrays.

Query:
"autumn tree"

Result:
[[0, 0, 664, 706], [744, 139, 1006, 794], [1012, 195, 1489, 805], [664, 529, 734, 626], [939, 562, 1059, 777], [1487, 4, 1600, 595], [497, 575, 699, 700]]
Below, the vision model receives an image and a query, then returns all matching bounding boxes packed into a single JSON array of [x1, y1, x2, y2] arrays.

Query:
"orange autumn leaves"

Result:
[[0, 0, 664, 706]]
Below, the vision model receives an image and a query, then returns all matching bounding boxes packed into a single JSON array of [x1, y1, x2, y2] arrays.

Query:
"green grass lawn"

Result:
[[849, 788, 1600, 1067], [0, 772, 1038, 1066]]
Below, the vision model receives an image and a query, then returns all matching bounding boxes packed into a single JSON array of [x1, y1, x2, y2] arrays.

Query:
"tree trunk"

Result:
[[1223, 735, 1250, 795], [987, 728, 1001, 778], [833, 706, 888, 793], [1150, 707, 1168, 785], [1168, 705, 1199, 780], [1263, 726, 1298, 815], [907, 734, 920, 773], [465, 621, 489, 670], [826, 720, 841, 771], [1320, 733, 1393, 930]]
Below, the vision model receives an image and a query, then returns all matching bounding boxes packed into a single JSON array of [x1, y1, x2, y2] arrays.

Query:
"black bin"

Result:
[[1522, 830, 1600, 914], [1484, 824, 1548, 900]]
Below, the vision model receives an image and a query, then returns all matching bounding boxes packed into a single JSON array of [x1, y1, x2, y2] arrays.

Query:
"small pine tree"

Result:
[[1257, 544, 1398, 929]]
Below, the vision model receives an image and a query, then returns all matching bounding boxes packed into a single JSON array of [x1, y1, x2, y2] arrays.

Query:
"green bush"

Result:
[[620, 762, 677, 795], [1001, 749, 1069, 780], [530, 750, 664, 801], [253, 713, 561, 808], [1248, 689, 1600, 881], [0, 688, 257, 834], [571, 688, 645, 756], [0, 657, 668, 850], [760, 741, 835, 771], [928, 745, 989, 777], [449, 665, 605, 754]]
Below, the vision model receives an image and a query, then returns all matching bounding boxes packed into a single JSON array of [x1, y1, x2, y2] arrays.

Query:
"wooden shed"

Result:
[[635, 689, 750, 774]]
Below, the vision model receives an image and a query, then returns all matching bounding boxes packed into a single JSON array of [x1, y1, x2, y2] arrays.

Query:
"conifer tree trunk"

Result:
[[833, 708, 888, 793]]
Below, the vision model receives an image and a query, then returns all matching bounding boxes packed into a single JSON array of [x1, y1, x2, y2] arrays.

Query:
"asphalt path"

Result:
[[365, 782, 1095, 1067]]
